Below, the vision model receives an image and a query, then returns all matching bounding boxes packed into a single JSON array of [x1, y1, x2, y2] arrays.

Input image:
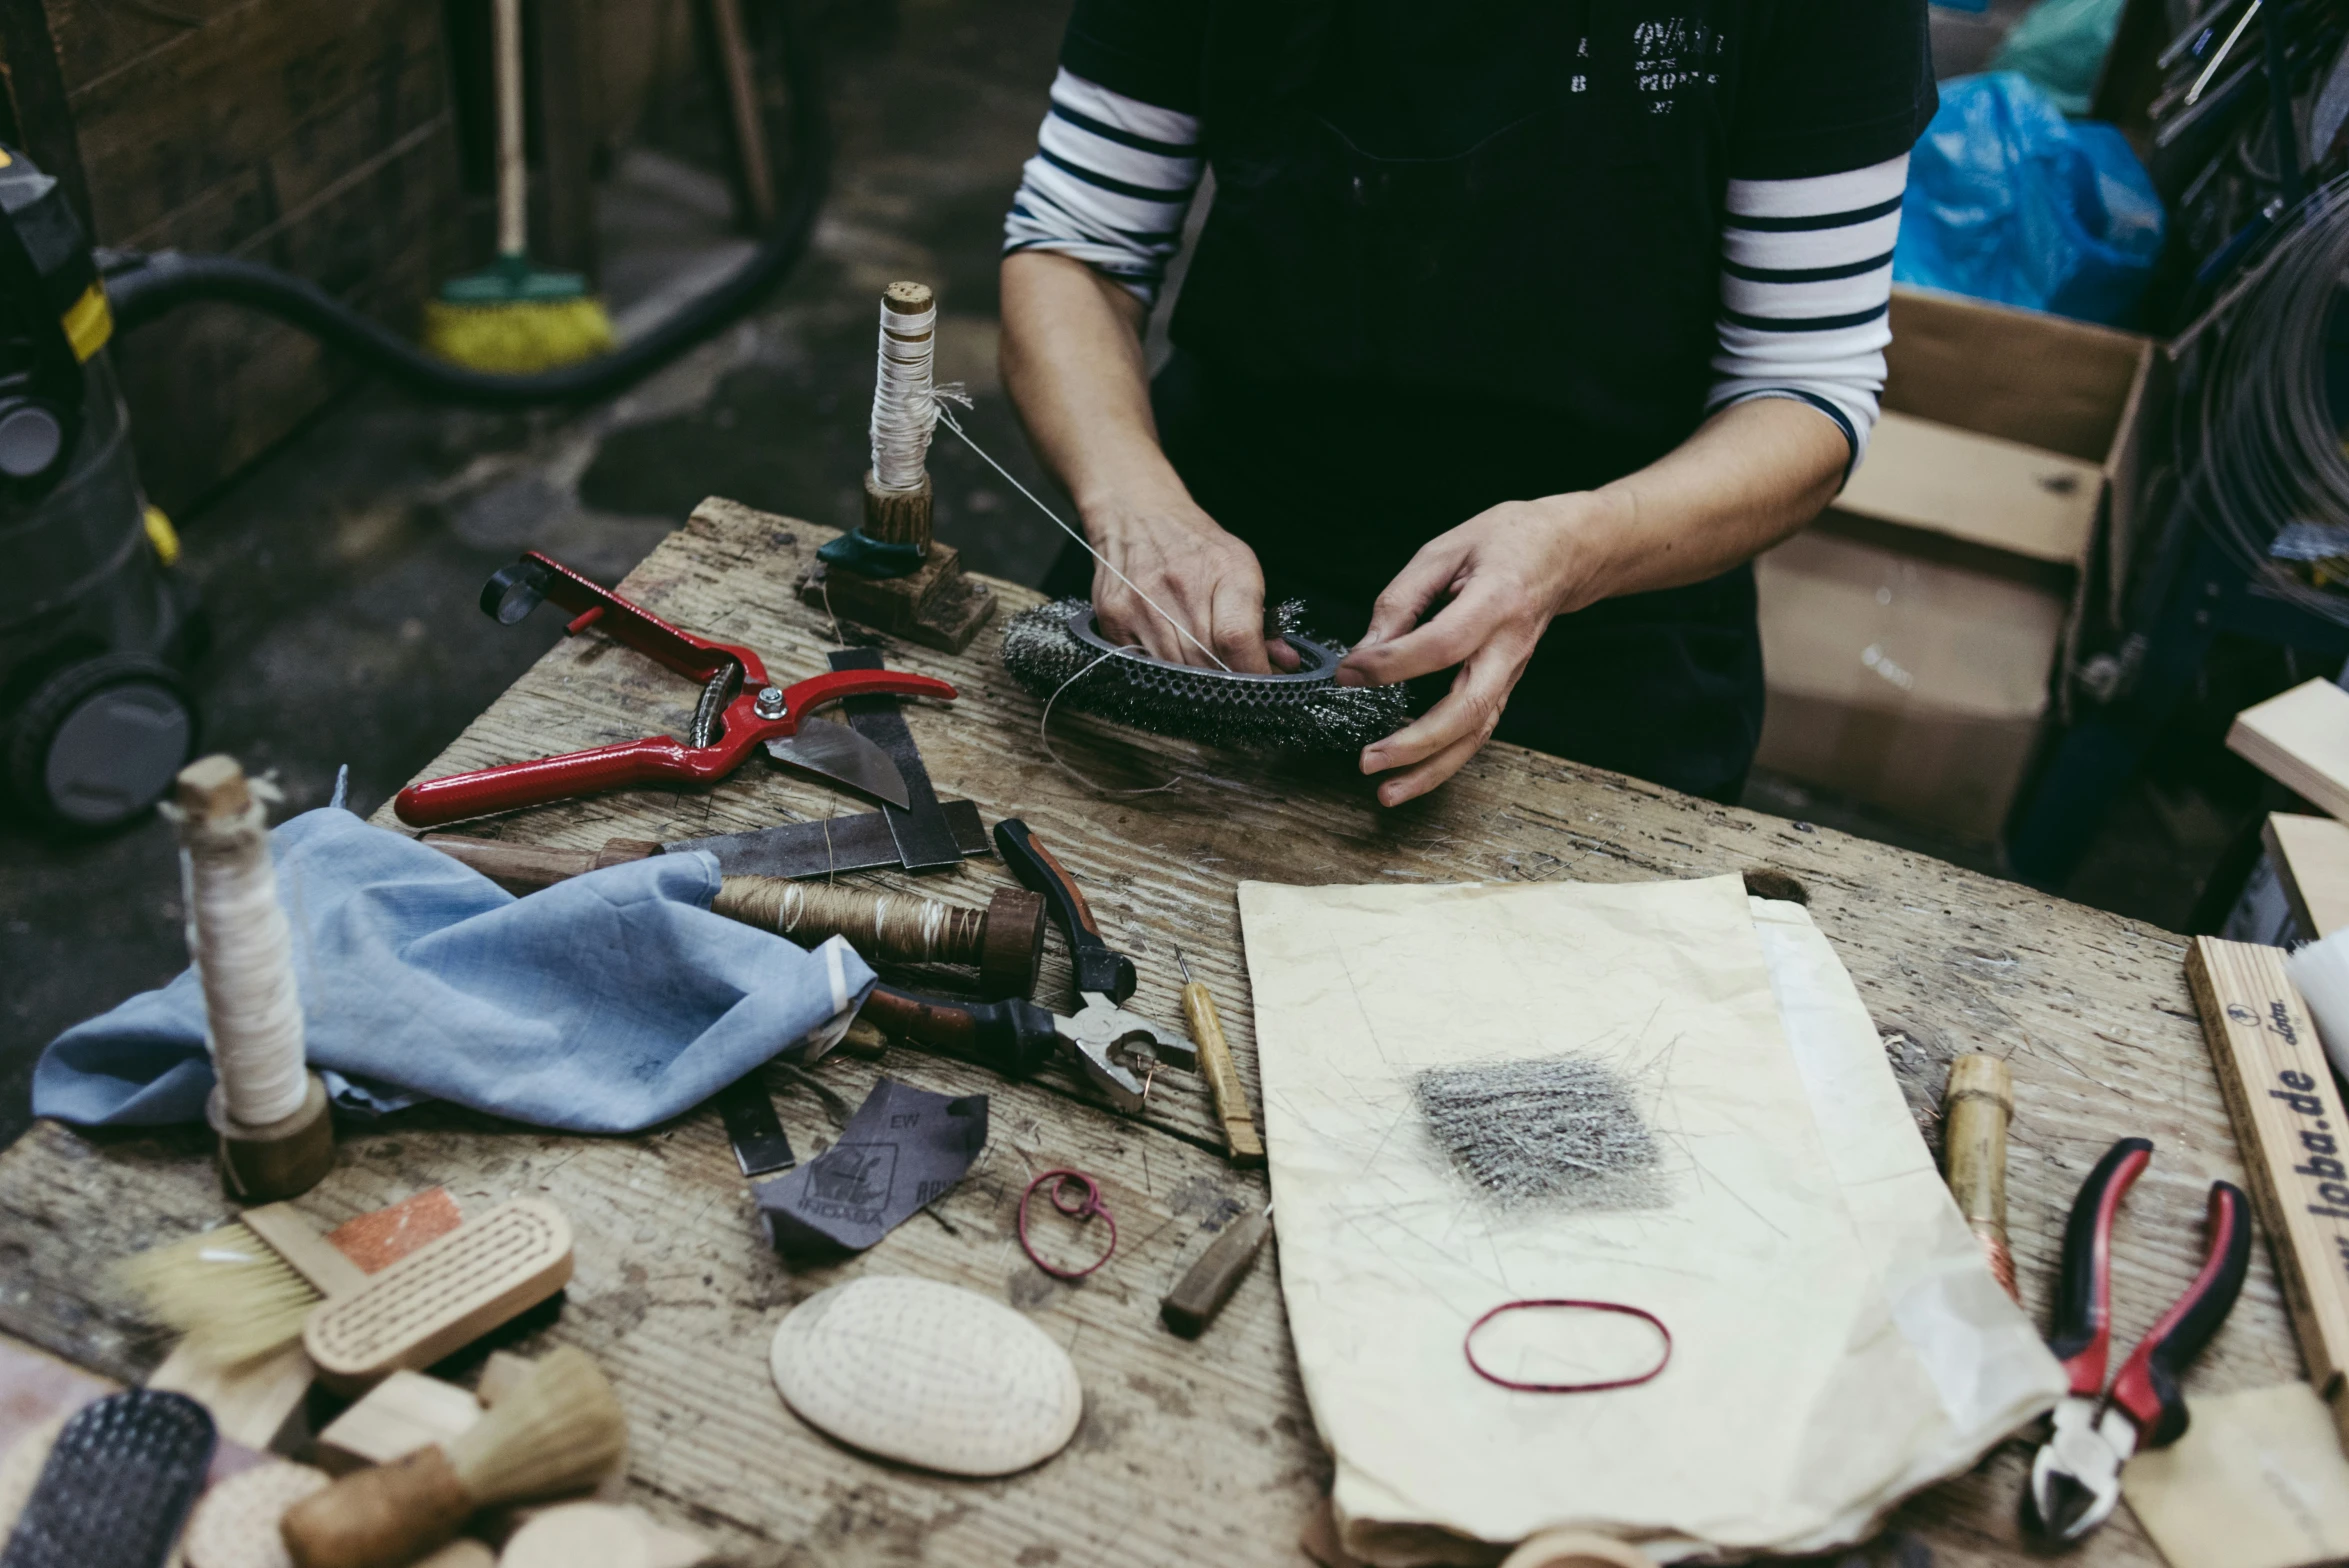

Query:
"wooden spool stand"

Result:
[[797, 283, 997, 652]]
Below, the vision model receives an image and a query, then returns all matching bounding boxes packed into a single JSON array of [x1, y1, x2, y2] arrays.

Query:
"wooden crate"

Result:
[[0, 0, 466, 509]]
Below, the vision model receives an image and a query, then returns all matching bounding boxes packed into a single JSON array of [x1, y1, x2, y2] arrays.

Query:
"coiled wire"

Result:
[[2179, 170, 2349, 624]]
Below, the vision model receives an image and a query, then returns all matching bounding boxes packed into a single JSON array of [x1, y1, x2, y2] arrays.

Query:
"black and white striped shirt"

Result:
[[1006, 68, 1905, 464]]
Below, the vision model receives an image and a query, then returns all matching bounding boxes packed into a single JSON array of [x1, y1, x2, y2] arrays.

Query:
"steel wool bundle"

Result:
[[1000, 599, 1409, 752], [1414, 1055, 1667, 1212]]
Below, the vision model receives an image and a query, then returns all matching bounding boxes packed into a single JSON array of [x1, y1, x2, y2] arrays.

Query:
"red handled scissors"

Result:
[[393, 551, 956, 829]]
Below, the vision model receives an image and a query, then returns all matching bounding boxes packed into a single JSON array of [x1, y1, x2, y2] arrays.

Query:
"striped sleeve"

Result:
[[1003, 69, 1205, 304], [1705, 153, 1908, 469]]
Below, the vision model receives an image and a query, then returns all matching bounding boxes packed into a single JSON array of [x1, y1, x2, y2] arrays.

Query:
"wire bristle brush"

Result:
[[280, 1346, 626, 1568], [1001, 598, 1409, 752]]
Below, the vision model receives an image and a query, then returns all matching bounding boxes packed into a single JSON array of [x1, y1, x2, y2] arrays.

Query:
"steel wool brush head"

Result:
[[1000, 599, 1409, 752]]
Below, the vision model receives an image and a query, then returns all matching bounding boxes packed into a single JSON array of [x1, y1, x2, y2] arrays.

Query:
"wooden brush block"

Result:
[[181, 1460, 330, 1568], [315, 1373, 483, 1476], [303, 1199, 573, 1395]]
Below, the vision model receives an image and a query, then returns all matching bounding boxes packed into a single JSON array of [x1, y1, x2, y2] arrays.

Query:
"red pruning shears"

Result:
[[2027, 1137, 2252, 1542], [393, 551, 956, 828]]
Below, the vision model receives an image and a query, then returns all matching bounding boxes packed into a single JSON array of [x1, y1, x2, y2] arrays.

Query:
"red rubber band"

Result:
[[1463, 1299, 1673, 1393], [1019, 1168, 1118, 1280]]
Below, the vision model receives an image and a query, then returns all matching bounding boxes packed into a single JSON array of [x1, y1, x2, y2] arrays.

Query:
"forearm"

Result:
[[1558, 398, 1847, 612], [998, 251, 1189, 519]]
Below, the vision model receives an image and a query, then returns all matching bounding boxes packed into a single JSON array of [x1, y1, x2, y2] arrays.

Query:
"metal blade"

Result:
[[763, 717, 910, 809], [663, 800, 989, 878]]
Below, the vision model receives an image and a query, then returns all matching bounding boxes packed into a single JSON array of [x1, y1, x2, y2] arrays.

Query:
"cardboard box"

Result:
[[1753, 288, 2160, 842]]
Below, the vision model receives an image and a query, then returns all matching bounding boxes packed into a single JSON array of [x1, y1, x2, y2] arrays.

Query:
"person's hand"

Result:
[[1083, 492, 1298, 673], [1335, 494, 1614, 806]]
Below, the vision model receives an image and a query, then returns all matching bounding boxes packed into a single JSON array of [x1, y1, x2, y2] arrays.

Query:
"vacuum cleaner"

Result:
[[0, 0, 826, 831], [0, 145, 197, 830]]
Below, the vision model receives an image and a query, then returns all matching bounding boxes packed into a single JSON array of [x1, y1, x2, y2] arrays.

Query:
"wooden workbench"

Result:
[[0, 498, 2309, 1567]]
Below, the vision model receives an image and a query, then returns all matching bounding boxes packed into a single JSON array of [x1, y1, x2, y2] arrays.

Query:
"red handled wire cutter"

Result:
[[2028, 1137, 2251, 1542], [393, 551, 956, 829]]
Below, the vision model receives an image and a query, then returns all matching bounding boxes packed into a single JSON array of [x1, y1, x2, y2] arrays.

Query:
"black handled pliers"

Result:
[[848, 822, 1195, 1113], [2028, 1137, 2253, 1542]]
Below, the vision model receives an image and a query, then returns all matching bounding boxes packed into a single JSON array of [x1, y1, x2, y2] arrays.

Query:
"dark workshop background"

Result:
[[0, 0, 2284, 1147]]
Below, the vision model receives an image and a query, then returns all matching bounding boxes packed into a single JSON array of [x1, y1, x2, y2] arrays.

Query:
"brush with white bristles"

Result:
[[111, 1203, 366, 1367], [279, 1345, 627, 1568]]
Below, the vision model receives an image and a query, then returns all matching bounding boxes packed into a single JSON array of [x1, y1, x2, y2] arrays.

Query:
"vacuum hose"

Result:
[[100, 0, 827, 408]]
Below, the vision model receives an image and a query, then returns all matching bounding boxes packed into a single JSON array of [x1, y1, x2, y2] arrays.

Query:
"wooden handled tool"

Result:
[[1176, 947, 1262, 1166], [424, 835, 1045, 999], [1160, 1205, 1272, 1338], [1941, 1054, 2017, 1301]]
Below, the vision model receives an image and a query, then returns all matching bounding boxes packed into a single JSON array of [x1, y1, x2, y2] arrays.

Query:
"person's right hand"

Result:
[[1083, 492, 1297, 674]]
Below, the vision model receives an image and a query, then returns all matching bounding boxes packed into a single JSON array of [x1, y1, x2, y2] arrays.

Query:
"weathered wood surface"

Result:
[[0, 498, 2312, 1568]]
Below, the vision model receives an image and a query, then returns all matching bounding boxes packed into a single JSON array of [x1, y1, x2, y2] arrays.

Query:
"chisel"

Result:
[[1160, 1204, 1272, 1338]]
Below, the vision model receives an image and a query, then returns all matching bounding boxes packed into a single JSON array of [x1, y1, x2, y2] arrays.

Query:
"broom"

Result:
[[422, 0, 615, 372]]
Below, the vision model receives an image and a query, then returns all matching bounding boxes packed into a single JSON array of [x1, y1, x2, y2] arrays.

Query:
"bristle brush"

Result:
[[279, 1346, 626, 1568], [112, 1203, 369, 1366], [113, 1190, 466, 1370]]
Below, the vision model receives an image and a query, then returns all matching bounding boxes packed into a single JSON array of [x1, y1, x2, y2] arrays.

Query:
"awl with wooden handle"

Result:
[[1176, 947, 1263, 1166]]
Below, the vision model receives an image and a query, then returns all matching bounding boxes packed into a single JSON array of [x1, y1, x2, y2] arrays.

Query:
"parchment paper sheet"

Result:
[[1239, 877, 2062, 1565]]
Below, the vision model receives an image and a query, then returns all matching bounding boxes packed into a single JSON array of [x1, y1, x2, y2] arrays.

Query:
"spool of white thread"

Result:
[[166, 756, 310, 1127], [869, 283, 938, 493]]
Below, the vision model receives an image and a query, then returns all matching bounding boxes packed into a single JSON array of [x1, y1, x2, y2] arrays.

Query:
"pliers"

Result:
[[853, 822, 1194, 1112], [993, 818, 1195, 1109], [393, 551, 956, 828], [2027, 1137, 2252, 1542]]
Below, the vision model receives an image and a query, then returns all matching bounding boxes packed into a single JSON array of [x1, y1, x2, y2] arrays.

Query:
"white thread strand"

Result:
[[1040, 645, 1180, 796], [166, 791, 307, 1126], [871, 301, 939, 490], [934, 403, 1231, 672]]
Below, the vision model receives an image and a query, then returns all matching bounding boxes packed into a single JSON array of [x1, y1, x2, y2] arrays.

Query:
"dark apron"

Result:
[[1052, 1, 1766, 802]]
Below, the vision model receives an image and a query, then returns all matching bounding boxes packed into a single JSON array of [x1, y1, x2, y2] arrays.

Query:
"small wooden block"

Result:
[[474, 1351, 537, 1409], [798, 544, 997, 654], [2266, 812, 2349, 941], [2229, 679, 2349, 823], [314, 1371, 482, 1475], [148, 1341, 316, 1456], [2185, 937, 2349, 1453]]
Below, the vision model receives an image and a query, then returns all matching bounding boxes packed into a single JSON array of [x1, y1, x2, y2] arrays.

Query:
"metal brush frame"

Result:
[[1064, 603, 1346, 689]]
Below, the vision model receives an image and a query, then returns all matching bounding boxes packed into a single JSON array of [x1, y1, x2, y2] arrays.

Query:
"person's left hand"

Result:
[[1335, 493, 1614, 806]]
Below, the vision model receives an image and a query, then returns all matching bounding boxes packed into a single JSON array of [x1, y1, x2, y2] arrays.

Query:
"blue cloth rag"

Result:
[[33, 808, 876, 1134]]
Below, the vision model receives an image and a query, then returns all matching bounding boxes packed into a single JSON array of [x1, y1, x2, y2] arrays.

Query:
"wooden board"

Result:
[[0, 498, 2317, 1568], [2263, 813, 2349, 940], [2229, 679, 2349, 824], [2184, 938, 2349, 1450]]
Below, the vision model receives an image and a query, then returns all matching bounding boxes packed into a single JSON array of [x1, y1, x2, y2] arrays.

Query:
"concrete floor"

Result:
[[0, 0, 2255, 1146]]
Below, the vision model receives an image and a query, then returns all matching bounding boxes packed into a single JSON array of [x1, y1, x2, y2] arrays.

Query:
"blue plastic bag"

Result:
[[1893, 73, 2164, 326]]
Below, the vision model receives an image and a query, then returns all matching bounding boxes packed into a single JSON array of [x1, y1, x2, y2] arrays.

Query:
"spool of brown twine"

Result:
[[711, 878, 1045, 1000]]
